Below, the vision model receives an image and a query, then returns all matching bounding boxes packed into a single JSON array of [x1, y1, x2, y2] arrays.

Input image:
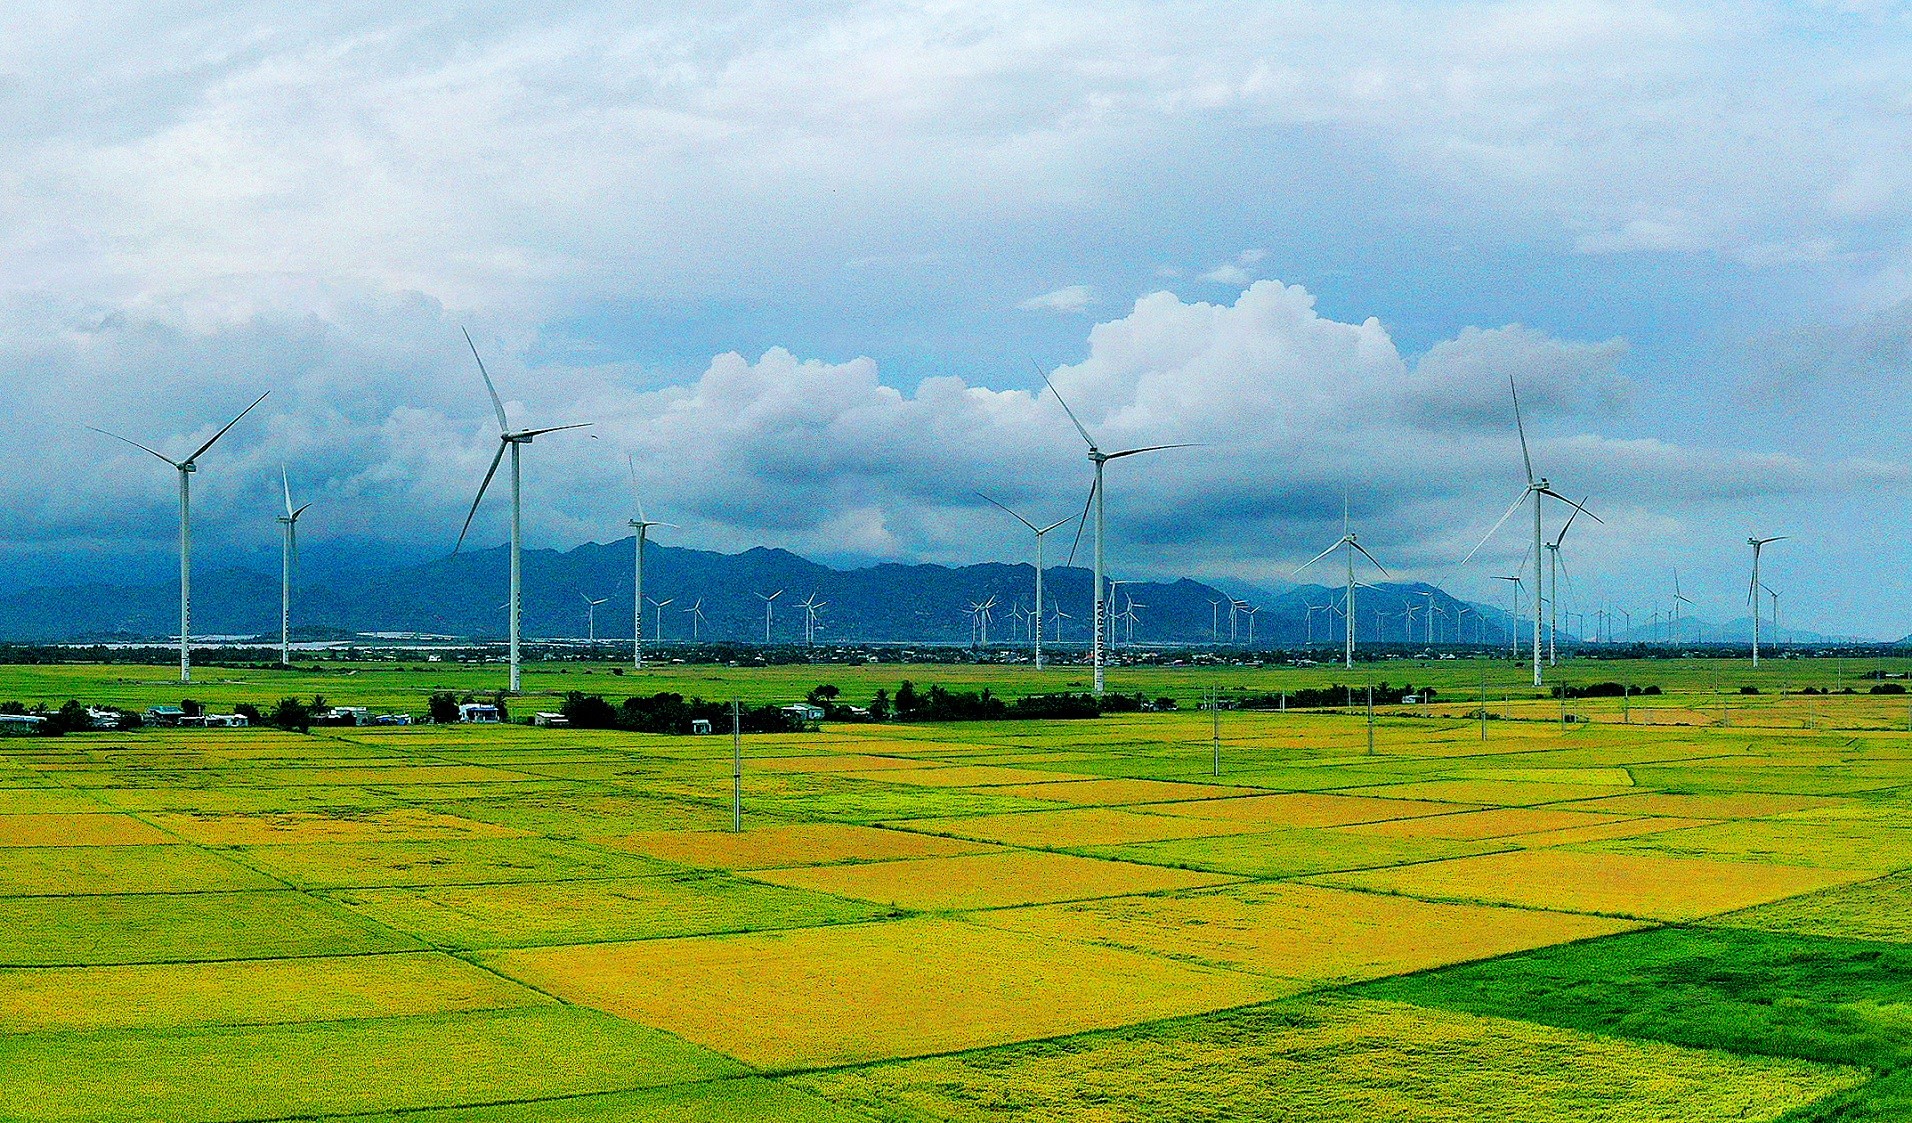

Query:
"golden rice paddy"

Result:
[[743, 849, 1236, 910], [895, 805, 1261, 847], [602, 821, 993, 869], [485, 916, 1282, 1068], [1313, 847, 1872, 920]]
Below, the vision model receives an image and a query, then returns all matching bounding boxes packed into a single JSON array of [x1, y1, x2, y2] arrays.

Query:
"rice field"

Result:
[[1, 655, 1911, 1119]]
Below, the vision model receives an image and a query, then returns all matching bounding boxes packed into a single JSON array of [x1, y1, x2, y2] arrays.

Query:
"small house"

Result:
[[0, 714, 45, 734], [781, 703, 825, 723], [532, 712, 570, 728], [145, 706, 185, 726], [458, 703, 501, 723], [690, 718, 712, 735], [202, 713, 249, 728]]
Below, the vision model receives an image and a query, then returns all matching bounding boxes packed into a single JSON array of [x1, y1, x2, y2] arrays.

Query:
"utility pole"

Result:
[[731, 700, 743, 833], [1210, 689, 1221, 778]]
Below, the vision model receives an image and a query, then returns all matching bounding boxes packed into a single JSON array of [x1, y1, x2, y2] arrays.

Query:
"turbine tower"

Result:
[[1295, 499, 1390, 669], [1039, 365, 1190, 696], [647, 596, 675, 643], [87, 391, 270, 684], [1748, 535, 1787, 666], [686, 598, 706, 641], [277, 469, 313, 667], [1455, 377, 1599, 687], [454, 330, 590, 693], [979, 493, 1071, 671], [625, 457, 674, 670], [1544, 497, 1590, 667]]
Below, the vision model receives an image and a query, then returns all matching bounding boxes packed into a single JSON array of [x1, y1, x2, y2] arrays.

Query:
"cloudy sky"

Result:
[[5, 1, 1911, 633]]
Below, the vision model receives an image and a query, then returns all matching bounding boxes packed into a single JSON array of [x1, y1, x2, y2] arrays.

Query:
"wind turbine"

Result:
[[1294, 500, 1390, 669], [1208, 598, 1224, 644], [756, 590, 783, 644], [799, 594, 826, 646], [1049, 600, 1071, 641], [979, 493, 1071, 670], [1039, 364, 1191, 695], [276, 468, 312, 667], [625, 456, 675, 669], [1492, 574, 1525, 659], [87, 391, 271, 684], [647, 596, 675, 643], [1455, 377, 1599, 687], [1748, 535, 1787, 666], [1671, 570, 1694, 648], [685, 598, 706, 641], [580, 593, 608, 643], [454, 330, 590, 692]]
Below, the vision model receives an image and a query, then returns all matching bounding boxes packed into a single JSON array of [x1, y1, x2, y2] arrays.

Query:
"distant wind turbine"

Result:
[[276, 468, 313, 667], [647, 596, 675, 643], [979, 493, 1071, 671], [454, 329, 590, 692], [1295, 498, 1390, 669], [87, 391, 271, 684], [685, 598, 706, 641], [580, 593, 608, 643], [1748, 535, 1787, 666], [1039, 363, 1192, 695], [626, 456, 675, 670], [756, 590, 783, 644], [1544, 497, 1590, 667]]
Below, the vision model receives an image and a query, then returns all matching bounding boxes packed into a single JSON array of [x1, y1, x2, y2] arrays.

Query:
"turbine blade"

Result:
[[464, 328, 510, 433], [184, 390, 270, 465], [1032, 360, 1098, 450], [1104, 443, 1195, 460], [282, 466, 294, 518], [292, 502, 314, 520], [454, 442, 509, 553], [516, 423, 592, 439], [1552, 494, 1589, 544], [1510, 376, 1534, 485], [977, 492, 1038, 532], [1064, 476, 1097, 566], [1038, 518, 1071, 534], [628, 454, 649, 525], [1538, 488, 1604, 524], [1349, 540, 1391, 577], [1452, 489, 1530, 574], [1293, 540, 1341, 576], [86, 426, 180, 468]]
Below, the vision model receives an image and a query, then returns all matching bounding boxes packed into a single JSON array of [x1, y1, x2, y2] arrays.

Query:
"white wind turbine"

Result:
[[1493, 573, 1525, 659], [685, 598, 706, 641], [979, 493, 1072, 671], [1294, 500, 1390, 669], [454, 330, 591, 692], [1671, 570, 1694, 648], [1039, 365, 1191, 696], [626, 456, 675, 669], [799, 594, 826, 645], [756, 590, 783, 644], [276, 468, 313, 667], [87, 391, 271, 684], [1455, 377, 1599, 687], [1748, 535, 1787, 666], [580, 593, 608, 643], [647, 595, 675, 643]]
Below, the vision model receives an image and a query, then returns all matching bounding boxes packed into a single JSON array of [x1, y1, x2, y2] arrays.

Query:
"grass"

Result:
[[0, 844, 280, 895], [1084, 825, 1503, 879], [1713, 870, 1912, 943], [603, 821, 994, 869], [792, 995, 1858, 1122], [0, 1004, 741, 1122], [0, 950, 547, 1032], [231, 837, 669, 889]]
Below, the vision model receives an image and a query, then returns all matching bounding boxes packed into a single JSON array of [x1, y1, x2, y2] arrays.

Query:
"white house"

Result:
[[458, 703, 502, 723]]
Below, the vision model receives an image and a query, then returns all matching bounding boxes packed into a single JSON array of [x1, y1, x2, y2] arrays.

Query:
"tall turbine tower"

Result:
[[1543, 497, 1590, 667], [1748, 535, 1787, 666], [979, 493, 1071, 671], [625, 457, 674, 669], [277, 469, 312, 667], [1038, 366, 1190, 696], [87, 392, 271, 684], [1455, 378, 1599, 687], [1294, 501, 1390, 670], [454, 330, 590, 693]]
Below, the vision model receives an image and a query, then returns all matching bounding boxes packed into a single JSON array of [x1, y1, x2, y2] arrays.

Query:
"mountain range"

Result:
[[0, 537, 1519, 648]]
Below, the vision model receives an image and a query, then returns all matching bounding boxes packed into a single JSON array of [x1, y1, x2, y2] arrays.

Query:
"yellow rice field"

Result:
[[602, 821, 995, 869], [744, 849, 1236, 910]]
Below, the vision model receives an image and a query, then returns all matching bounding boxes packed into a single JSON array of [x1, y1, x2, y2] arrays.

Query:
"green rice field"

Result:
[[1, 655, 1910, 1119]]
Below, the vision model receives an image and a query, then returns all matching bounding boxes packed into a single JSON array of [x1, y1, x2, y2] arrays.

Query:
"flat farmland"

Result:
[[0, 656, 1908, 1119]]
